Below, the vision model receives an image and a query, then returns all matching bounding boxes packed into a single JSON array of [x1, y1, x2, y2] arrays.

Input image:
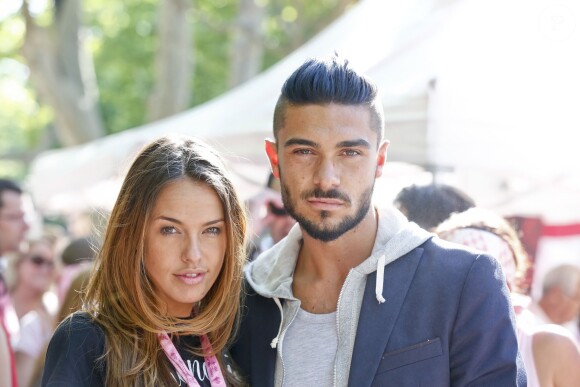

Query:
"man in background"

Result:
[[523, 264, 580, 342], [393, 182, 475, 231], [247, 173, 296, 261], [0, 178, 30, 387]]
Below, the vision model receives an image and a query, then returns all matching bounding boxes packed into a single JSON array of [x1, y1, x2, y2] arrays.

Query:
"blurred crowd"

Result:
[[2, 173, 579, 386], [1, 179, 97, 387], [394, 182, 580, 386]]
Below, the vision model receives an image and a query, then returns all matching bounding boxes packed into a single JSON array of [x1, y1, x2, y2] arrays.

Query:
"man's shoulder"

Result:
[[407, 236, 499, 279], [419, 235, 492, 262], [241, 280, 276, 306]]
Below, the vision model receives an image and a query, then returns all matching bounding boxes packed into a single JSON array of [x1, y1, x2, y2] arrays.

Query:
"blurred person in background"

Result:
[[1, 322, 13, 387], [524, 264, 580, 342], [56, 236, 97, 305], [247, 173, 295, 261], [393, 182, 476, 231], [8, 236, 59, 387], [1, 178, 30, 387], [29, 267, 92, 387], [437, 207, 580, 387]]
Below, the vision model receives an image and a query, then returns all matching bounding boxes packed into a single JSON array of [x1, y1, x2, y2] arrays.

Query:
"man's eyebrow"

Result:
[[284, 138, 319, 148], [336, 139, 371, 148]]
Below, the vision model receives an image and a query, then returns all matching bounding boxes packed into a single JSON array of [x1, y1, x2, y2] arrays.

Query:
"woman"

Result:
[[9, 237, 59, 387], [436, 207, 580, 387], [30, 267, 91, 387], [42, 136, 247, 386]]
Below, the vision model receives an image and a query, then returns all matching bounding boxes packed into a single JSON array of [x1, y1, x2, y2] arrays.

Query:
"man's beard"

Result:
[[280, 178, 374, 243]]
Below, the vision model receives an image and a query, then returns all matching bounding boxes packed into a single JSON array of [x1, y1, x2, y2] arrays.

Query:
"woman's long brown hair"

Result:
[[82, 136, 247, 386]]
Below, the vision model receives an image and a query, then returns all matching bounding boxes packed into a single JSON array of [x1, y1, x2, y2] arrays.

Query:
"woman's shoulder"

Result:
[[58, 311, 100, 329], [43, 312, 107, 386], [53, 311, 105, 347]]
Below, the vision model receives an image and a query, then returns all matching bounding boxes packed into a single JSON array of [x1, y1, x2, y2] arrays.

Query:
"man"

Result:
[[247, 173, 296, 261], [393, 182, 476, 231], [0, 178, 29, 387], [523, 264, 580, 341], [230, 56, 525, 386], [0, 179, 29, 257]]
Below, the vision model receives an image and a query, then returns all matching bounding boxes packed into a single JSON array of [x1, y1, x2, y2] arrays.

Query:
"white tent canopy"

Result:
[[27, 0, 580, 223]]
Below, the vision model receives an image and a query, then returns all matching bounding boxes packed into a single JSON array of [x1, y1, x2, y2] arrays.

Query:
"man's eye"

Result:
[[294, 149, 313, 155], [161, 226, 177, 235], [343, 149, 361, 156]]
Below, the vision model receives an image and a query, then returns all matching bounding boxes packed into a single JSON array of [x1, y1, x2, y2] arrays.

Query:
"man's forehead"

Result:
[[1, 190, 22, 208]]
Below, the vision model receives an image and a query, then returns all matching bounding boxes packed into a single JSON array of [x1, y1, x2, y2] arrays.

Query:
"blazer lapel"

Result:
[[247, 293, 280, 387], [348, 248, 423, 387]]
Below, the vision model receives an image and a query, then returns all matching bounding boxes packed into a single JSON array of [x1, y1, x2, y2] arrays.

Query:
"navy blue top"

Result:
[[42, 313, 212, 386]]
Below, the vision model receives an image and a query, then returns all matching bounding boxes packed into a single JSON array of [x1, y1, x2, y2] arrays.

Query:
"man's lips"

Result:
[[307, 198, 344, 210]]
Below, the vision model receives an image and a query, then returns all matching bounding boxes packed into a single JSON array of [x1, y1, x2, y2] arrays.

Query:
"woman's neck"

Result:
[[10, 285, 45, 319]]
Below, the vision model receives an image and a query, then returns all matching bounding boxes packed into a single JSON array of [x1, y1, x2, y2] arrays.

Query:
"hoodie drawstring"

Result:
[[270, 297, 284, 348], [375, 254, 386, 303]]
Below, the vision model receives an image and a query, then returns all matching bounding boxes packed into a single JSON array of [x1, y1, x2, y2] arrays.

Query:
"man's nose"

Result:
[[313, 158, 340, 190]]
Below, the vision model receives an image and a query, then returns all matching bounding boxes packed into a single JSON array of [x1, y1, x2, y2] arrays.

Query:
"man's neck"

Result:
[[292, 208, 379, 313]]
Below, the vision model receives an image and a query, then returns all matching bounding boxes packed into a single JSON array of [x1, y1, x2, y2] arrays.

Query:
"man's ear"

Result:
[[265, 139, 280, 178], [375, 140, 389, 178]]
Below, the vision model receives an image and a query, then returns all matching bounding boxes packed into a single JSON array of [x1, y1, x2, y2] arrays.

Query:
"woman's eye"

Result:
[[205, 227, 221, 235], [161, 226, 177, 235]]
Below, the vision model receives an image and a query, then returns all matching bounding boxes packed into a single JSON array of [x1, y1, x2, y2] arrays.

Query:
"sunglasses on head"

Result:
[[268, 202, 288, 217], [28, 256, 55, 269]]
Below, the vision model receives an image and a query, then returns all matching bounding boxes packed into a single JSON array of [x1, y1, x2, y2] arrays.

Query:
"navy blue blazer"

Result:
[[230, 238, 526, 386]]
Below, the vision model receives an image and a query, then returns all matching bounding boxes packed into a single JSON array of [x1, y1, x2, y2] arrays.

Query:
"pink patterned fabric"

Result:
[[157, 331, 226, 387], [441, 228, 516, 285]]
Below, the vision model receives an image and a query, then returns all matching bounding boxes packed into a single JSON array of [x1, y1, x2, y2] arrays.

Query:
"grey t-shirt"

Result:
[[280, 307, 338, 386]]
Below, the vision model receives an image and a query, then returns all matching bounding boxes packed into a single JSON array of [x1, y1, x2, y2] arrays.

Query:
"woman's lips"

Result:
[[174, 271, 206, 285]]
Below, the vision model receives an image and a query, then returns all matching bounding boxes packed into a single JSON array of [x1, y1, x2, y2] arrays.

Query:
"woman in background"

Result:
[[43, 136, 247, 386], [9, 237, 58, 387], [437, 207, 580, 387], [29, 267, 91, 387]]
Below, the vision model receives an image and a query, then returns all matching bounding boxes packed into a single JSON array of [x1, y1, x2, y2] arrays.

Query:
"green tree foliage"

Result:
[[0, 0, 356, 178], [0, 10, 53, 179]]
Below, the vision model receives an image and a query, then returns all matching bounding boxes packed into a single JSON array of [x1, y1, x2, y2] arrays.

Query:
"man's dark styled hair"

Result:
[[273, 55, 384, 143], [0, 179, 23, 209]]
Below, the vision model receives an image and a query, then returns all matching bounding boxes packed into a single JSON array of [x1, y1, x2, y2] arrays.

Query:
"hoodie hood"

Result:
[[245, 206, 432, 301]]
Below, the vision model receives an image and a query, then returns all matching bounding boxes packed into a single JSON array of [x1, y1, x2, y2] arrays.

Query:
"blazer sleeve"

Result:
[[449, 254, 527, 386], [42, 313, 106, 387]]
